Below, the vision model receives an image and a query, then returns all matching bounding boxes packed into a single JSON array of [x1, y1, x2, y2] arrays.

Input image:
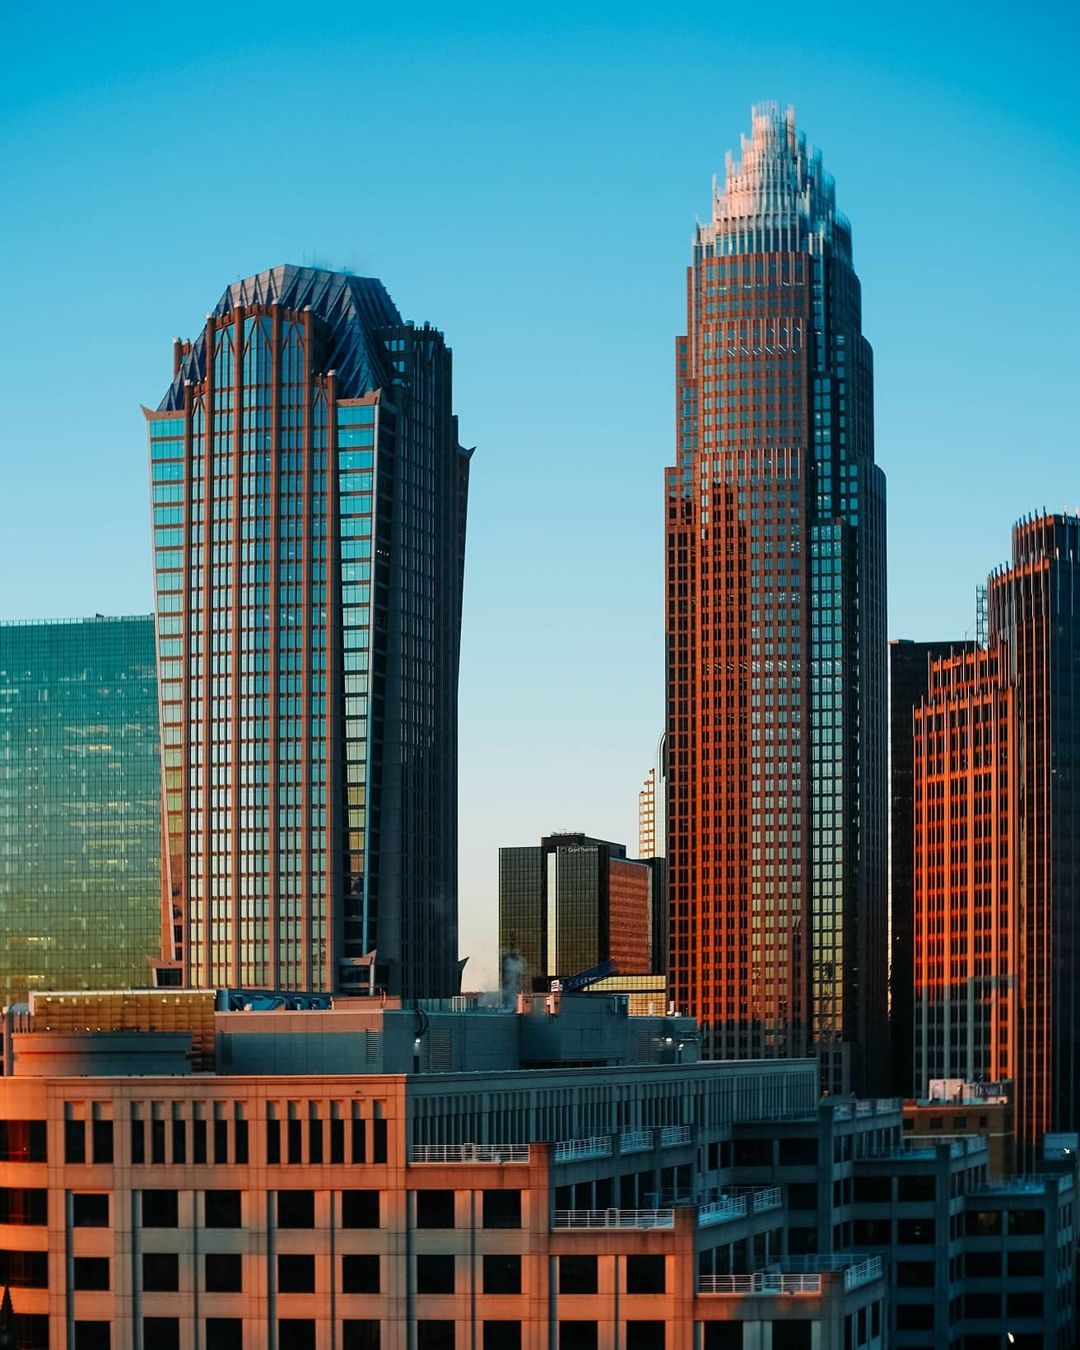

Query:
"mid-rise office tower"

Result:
[[148, 266, 471, 997], [0, 616, 161, 1005], [914, 514, 1080, 1152], [499, 833, 653, 991], [666, 106, 888, 1094]]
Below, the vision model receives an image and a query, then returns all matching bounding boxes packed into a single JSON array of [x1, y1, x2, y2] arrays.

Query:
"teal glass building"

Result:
[[149, 266, 471, 997], [0, 617, 162, 1005]]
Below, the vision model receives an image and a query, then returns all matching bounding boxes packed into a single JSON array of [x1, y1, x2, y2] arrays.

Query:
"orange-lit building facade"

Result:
[[665, 106, 888, 1095], [912, 647, 1017, 1092], [912, 514, 1080, 1156]]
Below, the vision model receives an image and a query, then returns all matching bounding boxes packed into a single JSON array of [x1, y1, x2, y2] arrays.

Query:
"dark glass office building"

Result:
[[665, 105, 889, 1094], [0, 616, 161, 1005], [148, 265, 471, 997], [499, 834, 654, 991]]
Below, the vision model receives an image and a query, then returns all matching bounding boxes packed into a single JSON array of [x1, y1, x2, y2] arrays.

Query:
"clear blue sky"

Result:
[[2, 0, 1077, 985]]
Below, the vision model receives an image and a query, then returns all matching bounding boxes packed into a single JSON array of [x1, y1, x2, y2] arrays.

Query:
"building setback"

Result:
[[665, 105, 888, 1094], [913, 513, 1080, 1154], [0, 616, 160, 1005], [499, 835, 653, 992], [147, 266, 471, 998]]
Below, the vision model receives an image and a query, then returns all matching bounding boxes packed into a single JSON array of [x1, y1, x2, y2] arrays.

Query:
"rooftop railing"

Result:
[[553, 1135, 613, 1163], [409, 1143, 529, 1164], [553, 1208, 674, 1231], [699, 1273, 822, 1295], [660, 1124, 692, 1147]]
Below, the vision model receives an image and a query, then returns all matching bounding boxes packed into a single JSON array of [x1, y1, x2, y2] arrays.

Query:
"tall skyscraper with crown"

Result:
[[665, 106, 888, 1094], [147, 266, 471, 997]]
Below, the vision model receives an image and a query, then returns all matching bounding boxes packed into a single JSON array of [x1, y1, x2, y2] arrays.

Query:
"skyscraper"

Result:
[[148, 265, 471, 998], [665, 106, 888, 1094], [0, 616, 161, 1005], [889, 638, 973, 1097], [914, 514, 1080, 1152]]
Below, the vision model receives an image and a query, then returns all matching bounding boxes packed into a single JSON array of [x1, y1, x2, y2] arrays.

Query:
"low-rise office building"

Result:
[[0, 992, 1073, 1348]]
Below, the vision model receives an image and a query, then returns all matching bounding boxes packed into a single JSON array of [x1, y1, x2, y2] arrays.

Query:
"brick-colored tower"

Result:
[[665, 106, 888, 1095], [913, 646, 1018, 1092], [914, 514, 1080, 1153]]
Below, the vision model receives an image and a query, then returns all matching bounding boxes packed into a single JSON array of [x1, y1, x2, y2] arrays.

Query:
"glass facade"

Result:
[[149, 266, 470, 997], [498, 835, 653, 991], [665, 105, 888, 1094], [0, 617, 161, 1004]]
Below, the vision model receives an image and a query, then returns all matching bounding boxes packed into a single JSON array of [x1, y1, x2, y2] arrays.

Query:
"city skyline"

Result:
[[2, 4, 1078, 986]]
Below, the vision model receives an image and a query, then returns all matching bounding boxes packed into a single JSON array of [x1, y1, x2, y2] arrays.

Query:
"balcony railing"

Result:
[[699, 1273, 822, 1295], [553, 1208, 674, 1230], [751, 1186, 782, 1212], [698, 1195, 748, 1226], [659, 1124, 692, 1147], [409, 1143, 529, 1163], [843, 1257, 883, 1291], [553, 1135, 613, 1163], [619, 1129, 653, 1154]]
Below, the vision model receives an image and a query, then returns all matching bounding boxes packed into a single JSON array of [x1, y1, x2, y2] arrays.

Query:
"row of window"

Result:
[[0, 1186, 526, 1231], [57, 1251, 666, 1297], [55, 1319, 715, 1350]]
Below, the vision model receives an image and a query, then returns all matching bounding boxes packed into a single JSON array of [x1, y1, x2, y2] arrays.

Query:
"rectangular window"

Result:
[[626, 1326, 665, 1350], [65, 1120, 86, 1164], [279, 1323, 316, 1350], [206, 1320, 244, 1350], [626, 1255, 665, 1294], [484, 1326, 521, 1350], [277, 1190, 315, 1228], [417, 1254, 455, 1294], [72, 1194, 109, 1227], [278, 1254, 316, 1294], [770, 1325, 812, 1350], [0, 1188, 47, 1225], [204, 1190, 242, 1228], [91, 1121, 113, 1165], [142, 1253, 179, 1292], [559, 1325, 597, 1350], [74, 1325, 111, 1350], [0, 1121, 46, 1163], [342, 1190, 380, 1228], [482, 1254, 521, 1295], [559, 1256, 598, 1294], [205, 1254, 243, 1294], [417, 1324, 455, 1350], [142, 1190, 179, 1228], [0, 1250, 48, 1289], [73, 1258, 110, 1291], [342, 1254, 380, 1294], [343, 1324, 380, 1350], [143, 1321, 180, 1350], [415, 1190, 455, 1228], [482, 1190, 521, 1229], [704, 1328, 743, 1350]]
